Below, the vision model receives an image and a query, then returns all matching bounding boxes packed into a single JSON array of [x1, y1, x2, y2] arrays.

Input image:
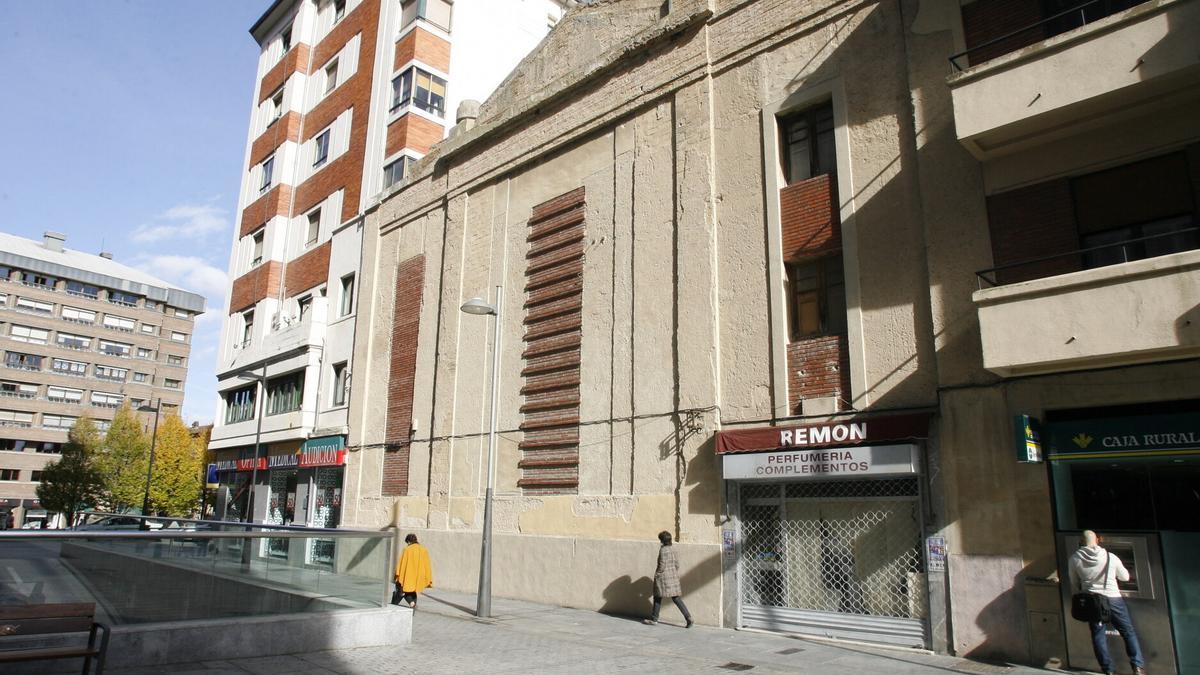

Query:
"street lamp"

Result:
[[234, 363, 269, 523], [460, 286, 502, 618], [138, 399, 162, 530]]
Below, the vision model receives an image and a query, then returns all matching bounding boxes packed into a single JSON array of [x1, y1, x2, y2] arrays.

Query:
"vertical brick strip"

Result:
[[786, 335, 851, 414], [383, 254, 426, 496], [518, 187, 585, 494]]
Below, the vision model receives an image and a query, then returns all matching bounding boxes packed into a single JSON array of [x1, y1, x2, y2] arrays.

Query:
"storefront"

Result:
[[1043, 411, 1198, 675], [716, 413, 932, 648]]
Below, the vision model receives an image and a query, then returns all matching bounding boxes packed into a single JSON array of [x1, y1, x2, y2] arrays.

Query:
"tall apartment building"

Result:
[[343, 0, 1199, 670], [0, 231, 205, 528], [209, 0, 573, 541]]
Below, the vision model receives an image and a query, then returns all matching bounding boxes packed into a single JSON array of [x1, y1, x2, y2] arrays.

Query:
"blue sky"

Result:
[[0, 1, 268, 424]]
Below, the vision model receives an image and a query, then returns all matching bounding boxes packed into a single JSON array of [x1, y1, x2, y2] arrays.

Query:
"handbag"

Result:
[[391, 582, 403, 605], [1070, 552, 1112, 623]]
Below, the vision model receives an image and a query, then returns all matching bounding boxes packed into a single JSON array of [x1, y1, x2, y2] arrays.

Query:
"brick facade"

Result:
[[249, 111, 303, 168], [259, 43, 312, 103], [786, 334, 851, 414], [394, 27, 452, 73], [519, 187, 585, 494], [985, 178, 1081, 284], [283, 241, 332, 297], [780, 173, 840, 262], [229, 261, 283, 314], [960, 0, 1046, 66], [386, 114, 445, 157], [383, 254, 426, 496], [240, 184, 293, 238]]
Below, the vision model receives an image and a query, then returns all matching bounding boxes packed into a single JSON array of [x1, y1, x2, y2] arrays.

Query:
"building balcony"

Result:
[[948, 0, 1200, 159], [973, 247, 1200, 376]]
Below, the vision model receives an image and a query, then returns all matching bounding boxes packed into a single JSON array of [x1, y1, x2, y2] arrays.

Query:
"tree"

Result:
[[37, 415, 105, 528], [95, 402, 150, 512], [148, 415, 204, 516]]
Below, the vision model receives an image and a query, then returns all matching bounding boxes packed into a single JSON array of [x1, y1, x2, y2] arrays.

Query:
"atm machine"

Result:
[[1057, 531, 1179, 675]]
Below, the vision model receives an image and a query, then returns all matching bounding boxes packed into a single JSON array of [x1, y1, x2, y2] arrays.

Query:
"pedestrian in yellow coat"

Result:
[[395, 533, 433, 608]]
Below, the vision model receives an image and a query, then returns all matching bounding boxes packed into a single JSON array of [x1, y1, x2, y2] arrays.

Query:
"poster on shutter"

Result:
[[722, 529, 735, 556], [926, 536, 946, 572]]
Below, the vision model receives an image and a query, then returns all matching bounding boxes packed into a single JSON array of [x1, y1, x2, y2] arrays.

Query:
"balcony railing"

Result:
[[95, 373, 127, 382], [4, 363, 41, 372], [66, 289, 100, 299], [52, 368, 87, 378], [0, 391, 37, 399], [950, 0, 1129, 70], [103, 324, 135, 333], [108, 298, 138, 308], [0, 420, 34, 428], [61, 316, 96, 325], [47, 396, 83, 404], [20, 281, 56, 291]]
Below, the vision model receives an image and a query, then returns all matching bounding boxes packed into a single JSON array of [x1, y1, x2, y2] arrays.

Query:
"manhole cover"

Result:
[[776, 647, 804, 655], [718, 664, 755, 672]]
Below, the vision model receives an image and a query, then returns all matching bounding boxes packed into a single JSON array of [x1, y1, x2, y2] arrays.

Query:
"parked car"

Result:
[[73, 516, 161, 531]]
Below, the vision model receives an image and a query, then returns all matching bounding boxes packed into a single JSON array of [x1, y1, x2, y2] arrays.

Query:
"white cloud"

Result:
[[131, 203, 229, 243], [135, 255, 229, 301]]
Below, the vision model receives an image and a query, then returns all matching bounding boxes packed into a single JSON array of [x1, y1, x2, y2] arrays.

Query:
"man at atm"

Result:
[[1069, 530, 1146, 675]]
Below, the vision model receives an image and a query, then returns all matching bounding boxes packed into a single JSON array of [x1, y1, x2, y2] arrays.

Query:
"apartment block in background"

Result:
[[209, 0, 573, 545], [0, 231, 205, 528]]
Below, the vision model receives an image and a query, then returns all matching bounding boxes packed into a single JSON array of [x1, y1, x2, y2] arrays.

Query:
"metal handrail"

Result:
[[975, 226, 1199, 288], [0, 529, 388, 540], [949, 0, 1107, 71]]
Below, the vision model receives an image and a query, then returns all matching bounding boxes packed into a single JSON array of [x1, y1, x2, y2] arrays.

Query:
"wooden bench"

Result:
[[0, 603, 110, 674]]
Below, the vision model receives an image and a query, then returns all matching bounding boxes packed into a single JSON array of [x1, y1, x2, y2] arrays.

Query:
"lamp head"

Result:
[[460, 297, 497, 316]]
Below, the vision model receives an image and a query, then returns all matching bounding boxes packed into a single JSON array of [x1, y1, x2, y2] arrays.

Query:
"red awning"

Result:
[[715, 412, 931, 455]]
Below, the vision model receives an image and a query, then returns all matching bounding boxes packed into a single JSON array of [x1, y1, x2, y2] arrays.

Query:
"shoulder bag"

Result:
[[1070, 553, 1112, 623]]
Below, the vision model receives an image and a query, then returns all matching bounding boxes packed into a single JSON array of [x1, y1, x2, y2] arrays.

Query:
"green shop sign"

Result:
[[1046, 412, 1200, 460]]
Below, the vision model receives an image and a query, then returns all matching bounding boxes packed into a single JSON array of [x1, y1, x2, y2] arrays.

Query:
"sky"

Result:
[[0, 1, 268, 424]]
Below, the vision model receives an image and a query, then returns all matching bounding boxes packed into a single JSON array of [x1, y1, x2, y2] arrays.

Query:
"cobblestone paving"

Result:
[[113, 589, 1056, 674]]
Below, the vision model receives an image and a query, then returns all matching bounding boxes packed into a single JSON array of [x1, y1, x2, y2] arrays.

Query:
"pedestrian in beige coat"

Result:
[[644, 530, 693, 627]]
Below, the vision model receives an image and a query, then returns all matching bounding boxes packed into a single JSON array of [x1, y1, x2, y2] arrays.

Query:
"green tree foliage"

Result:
[[96, 402, 150, 512], [36, 415, 105, 527], [149, 415, 204, 516]]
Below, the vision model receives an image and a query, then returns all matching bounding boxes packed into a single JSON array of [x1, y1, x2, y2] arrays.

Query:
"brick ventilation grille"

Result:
[[519, 187, 586, 494], [986, 178, 1081, 284], [787, 335, 850, 415], [780, 174, 839, 262], [383, 254, 426, 496], [961, 0, 1046, 66]]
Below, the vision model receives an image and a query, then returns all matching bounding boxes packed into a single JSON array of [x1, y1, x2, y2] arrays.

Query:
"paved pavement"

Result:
[[113, 589, 1057, 674]]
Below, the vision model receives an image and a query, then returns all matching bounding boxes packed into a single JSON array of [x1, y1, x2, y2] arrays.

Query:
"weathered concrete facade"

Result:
[[346, 0, 1200, 665]]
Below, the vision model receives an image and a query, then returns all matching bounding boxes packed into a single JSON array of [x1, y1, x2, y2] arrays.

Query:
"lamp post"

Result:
[[138, 399, 162, 530], [460, 285, 502, 618], [234, 363, 269, 523]]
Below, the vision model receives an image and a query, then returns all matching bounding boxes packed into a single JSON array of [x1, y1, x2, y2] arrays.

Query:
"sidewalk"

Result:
[[113, 589, 1057, 674]]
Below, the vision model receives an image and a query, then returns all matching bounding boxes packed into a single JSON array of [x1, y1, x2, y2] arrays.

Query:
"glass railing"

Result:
[[0, 515, 396, 626]]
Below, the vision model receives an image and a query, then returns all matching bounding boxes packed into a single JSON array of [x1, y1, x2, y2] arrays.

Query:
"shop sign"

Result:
[[715, 413, 930, 455], [299, 449, 347, 468], [268, 454, 299, 470], [1014, 415, 1043, 463], [1047, 412, 1200, 460], [236, 457, 267, 471], [214, 460, 238, 472], [722, 443, 918, 481], [205, 464, 219, 487]]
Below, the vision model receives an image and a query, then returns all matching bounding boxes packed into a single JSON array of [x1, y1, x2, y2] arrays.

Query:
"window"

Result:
[[5, 353, 42, 371], [383, 156, 409, 189], [21, 272, 55, 289], [306, 209, 321, 245], [42, 414, 77, 430], [91, 392, 124, 408], [61, 306, 96, 323], [94, 365, 127, 382], [391, 67, 446, 117], [15, 297, 53, 314], [171, 331, 187, 343], [252, 230, 265, 267], [402, 0, 451, 29], [50, 358, 84, 376], [0, 381, 37, 398], [0, 410, 34, 428], [140, 323, 157, 335], [136, 347, 153, 359], [133, 372, 149, 383], [102, 314, 135, 331], [173, 308, 191, 319], [30, 471, 43, 482], [47, 387, 83, 404], [313, 129, 331, 167], [339, 274, 355, 317], [225, 385, 257, 424], [108, 291, 139, 307], [280, 27, 292, 53], [0, 291, 6, 305], [0, 469, 17, 481], [267, 371, 304, 415], [145, 299, 159, 311], [324, 59, 339, 95], [9, 325, 49, 345], [298, 295, 313, 323], [239, 311, 255, 348], [270, 87, 285, 122], [35, 442, 60, 454], [333, 0, 346, 23], [56, 333, 90, 350], [167, 354, 184, 366], [164, 378, 181, 389], [66, 281, 99, 298], [260, 155, 275, 192], [99, 339, 131, 357], [780, 103, 836, 185], [787, 257, 847, 341], [331, 361, 348, 406]]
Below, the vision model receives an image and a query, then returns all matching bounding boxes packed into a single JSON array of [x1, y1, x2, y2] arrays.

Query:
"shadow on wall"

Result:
[[964, 568, 1030, 663], [1176, 302, 1200, 346], [599, 551, 723, 620]]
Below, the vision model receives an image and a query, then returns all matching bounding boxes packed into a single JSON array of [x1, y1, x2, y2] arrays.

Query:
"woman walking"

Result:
[[394, 533, 433, 609], [644, 530, 693, 627]]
